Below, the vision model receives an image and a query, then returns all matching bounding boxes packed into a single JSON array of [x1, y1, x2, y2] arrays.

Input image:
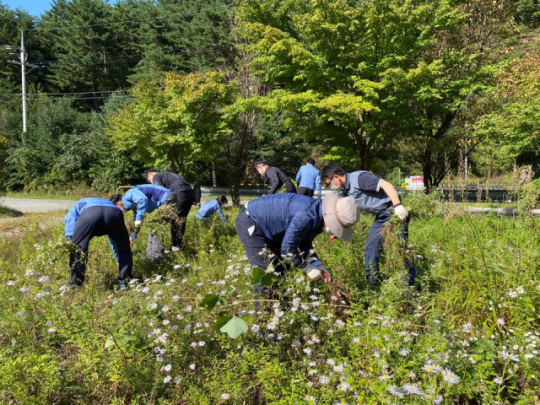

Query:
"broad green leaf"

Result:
[[212, 315, 233, 332], [220, 316, 249, 339], [200, 294, 219, 310]]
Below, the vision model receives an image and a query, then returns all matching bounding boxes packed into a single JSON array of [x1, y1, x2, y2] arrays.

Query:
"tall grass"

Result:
[[0, 194, 539, 404]]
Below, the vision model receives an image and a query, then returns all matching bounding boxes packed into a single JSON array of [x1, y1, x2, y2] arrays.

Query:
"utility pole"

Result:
[[20, 29, 26, 133], [7, 29, 39, 133]]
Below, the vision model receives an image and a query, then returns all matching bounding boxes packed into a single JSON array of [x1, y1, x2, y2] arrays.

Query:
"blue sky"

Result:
[[3, 0, 118, 16]]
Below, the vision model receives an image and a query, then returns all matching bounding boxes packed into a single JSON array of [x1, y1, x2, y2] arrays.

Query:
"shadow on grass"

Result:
[[0, 204, 24, 218]]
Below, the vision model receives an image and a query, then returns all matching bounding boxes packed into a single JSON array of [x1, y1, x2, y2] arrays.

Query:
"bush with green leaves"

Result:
[[0, 198, 539, 404]]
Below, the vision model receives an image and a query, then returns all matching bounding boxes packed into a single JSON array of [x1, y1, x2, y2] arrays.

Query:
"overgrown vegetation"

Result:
[[1, 194, 539, 403]]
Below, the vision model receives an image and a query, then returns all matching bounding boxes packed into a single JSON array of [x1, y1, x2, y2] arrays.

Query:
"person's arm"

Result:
[[64, 202, 84, 239], [129, 189, 148, 224], [315, 172, 321, 195], [281, 215, 316, 267], [216, 204, 227, 222], [109, 237, 120, 262], [296, 167, 302, 184], [379, 180, 401, 206]]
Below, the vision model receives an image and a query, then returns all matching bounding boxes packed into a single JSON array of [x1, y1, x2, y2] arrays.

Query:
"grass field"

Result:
[[0, 193, 539, 404]]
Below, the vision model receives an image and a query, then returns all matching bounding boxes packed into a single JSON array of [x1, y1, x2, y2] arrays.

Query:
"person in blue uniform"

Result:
[[64, 197, 133, 290], [321, 164, 415, 286], [235, 193, 360, 286], [296, 158, 322, 197], [110, 184, 171, 244], [195, 195, 228, 223]]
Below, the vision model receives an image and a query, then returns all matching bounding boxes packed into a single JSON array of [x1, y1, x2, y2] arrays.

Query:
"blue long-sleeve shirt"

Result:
[[296, 164, 321, 194], [122, 184, 170, 222], [196, 199, 226, 222], [246, 194, 323, 267], [64, 198, 122, 260]]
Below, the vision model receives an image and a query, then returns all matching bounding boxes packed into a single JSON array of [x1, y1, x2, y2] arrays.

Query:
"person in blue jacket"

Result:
[[296, 158, 322, 198], [235, 193, 360, 288], [64, 198, 133, 290], [321, 163, 415, 286], [195, 195, 228, 223], [109, 184, 170, 244]]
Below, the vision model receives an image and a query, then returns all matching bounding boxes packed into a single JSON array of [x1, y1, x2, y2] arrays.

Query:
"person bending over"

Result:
[[65, 197, 133, 290]]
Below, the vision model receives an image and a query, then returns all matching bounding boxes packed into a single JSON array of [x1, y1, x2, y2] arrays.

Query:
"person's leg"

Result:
[[69, 207, 102, 286], [400, 214, 415, 286], [104, 207, 133, 285], [364, 212, 391, 284], [170, 190, 194, 249], [297, 187, 314, 197]]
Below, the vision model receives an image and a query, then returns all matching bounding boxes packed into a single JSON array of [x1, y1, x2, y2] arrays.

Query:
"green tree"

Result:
[[108, 72, 239, 179], [238, 0, 514, 192], [473, 51, 540, 172]]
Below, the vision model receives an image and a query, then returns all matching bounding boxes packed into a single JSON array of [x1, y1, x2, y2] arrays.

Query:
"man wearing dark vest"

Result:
[[255, 159, 297, 194], [144, 169, 194, 250], [321, 164, 415, 286]]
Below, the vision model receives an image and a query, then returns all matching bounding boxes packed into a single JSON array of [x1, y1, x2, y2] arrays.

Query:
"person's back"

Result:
[[296, 160, 321, 197], [153, 171, 192, 193]]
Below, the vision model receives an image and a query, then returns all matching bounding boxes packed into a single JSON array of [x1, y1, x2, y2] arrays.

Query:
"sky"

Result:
[[2, 0, 118, 17]]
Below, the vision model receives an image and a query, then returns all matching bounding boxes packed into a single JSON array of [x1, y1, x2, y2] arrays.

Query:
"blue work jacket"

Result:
[[246, 193, 323, 267], [296, 164, 321, 194], [122, 184, 170, 222], [196, 199, 226, 222], [64, 198, 123, 260]]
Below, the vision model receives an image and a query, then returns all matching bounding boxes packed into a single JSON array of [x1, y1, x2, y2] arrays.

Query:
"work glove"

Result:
[[134, 220, 143, 228], [393, 203, 408, 221], [302, 263, 331, 283]]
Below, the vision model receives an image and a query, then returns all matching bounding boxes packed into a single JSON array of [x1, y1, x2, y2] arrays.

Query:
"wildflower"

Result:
[[408, 371, 417, 379], [25, 269, 34, 276], [198, 341, 205, 346], [303, 348, 312, 356], [334, 402, 348, 405], [333, 364, 344, 373], [497, 318, 505, 326], [221, 393, 230, 399], [379, 373, 394, 381], [352, 337, 361, 344], [516, 286, 525, 295], [500, 351, 520, 362], [7, 280, 15, 286], [319, 375, 329, 384], [399, 348, 411, 357], [508, 290, 518, 298], [175, 377, 182, 384], [184, 305, 193, 312], [163, 375, 171, 383], [16, 311, 25, 316], [493, 376, 504, 385], [19, 286, 29, 293], [388, 385, 403, 397], [161, 364, 172, 372], [434, 395, 444, 404], [442, 368, 460, 384], [338, 381, 350, 392], [308, 368, 317, 375], [326, 359, 336, 366], [402, 383, 422, 396], [47, 327, 57, 333], [189, 363, 196, 370], [162, 320, 170, 326], [252, 324, 260, 333], [37, 276, 49, 283], [305, 395, 317, 405]]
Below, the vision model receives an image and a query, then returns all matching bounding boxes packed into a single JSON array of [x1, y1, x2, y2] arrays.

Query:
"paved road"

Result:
[[1, 197, 76, 213]]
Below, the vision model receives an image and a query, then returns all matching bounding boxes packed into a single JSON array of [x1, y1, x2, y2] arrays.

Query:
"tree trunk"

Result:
[[212, 162, 217, 187], [422, 146, 433, 194]]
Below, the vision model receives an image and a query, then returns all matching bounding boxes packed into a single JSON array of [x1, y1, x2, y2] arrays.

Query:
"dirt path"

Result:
[[0, 197, 76, 213]]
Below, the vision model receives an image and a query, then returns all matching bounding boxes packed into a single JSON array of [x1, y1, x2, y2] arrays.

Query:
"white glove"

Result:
[[134, 220, 143, 227], [393, 204, 408, 221], [302, 263, 331, 283]]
